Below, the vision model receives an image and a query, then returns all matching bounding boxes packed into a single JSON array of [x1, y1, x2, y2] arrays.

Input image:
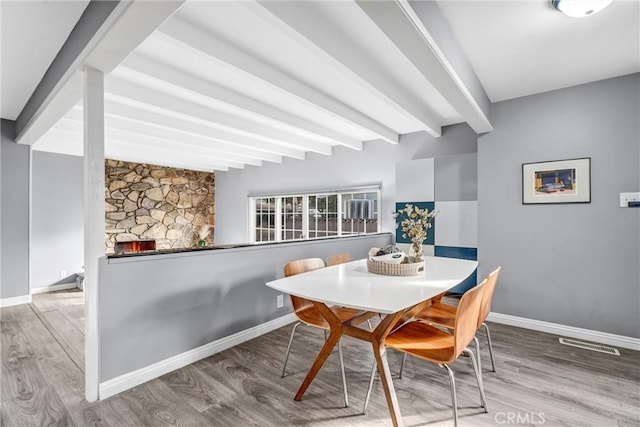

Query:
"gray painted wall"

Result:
[[31, 151, 84, 289], [434, 152, 477, 202], [215, 123, 478, 244], [99, 233, 392, 382], [478, 73, 640, 338], [0, 120, 30, 299]]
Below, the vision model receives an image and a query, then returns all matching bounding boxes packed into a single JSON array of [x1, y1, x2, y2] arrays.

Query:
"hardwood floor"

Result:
[[1, 289, 639, 426]]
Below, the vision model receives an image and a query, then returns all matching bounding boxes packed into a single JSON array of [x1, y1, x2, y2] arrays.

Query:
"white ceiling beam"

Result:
[[109, 135, 243, 171], [105, 142, 229, 172], [101, 114, 279, 164], [105, 76, 333, 156], [17, 1, 185, 145], [64, 107, 281, 164], [120, 55, 363, 150], [56, 117, 262, 167], [159, 18, 399, 144], [245, 1, 442, 138], [356, 0, 492, 134], [41, 127, 231, 172], [55, 119, 244, 169], [33, 131, 83, 157], [77, 101, 306, 161], [16, 71, 84, 146]]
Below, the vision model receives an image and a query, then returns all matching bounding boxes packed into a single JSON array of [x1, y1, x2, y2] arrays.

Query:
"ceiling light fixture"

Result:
[[551, 0, 614, 17]]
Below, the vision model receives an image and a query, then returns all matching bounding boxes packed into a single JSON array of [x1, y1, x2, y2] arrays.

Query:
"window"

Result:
[[281, 196, 303, 240], [254, 197, 276, 243], [341, 191, 378, 236], [308, 194, 338, 239], [250, 188, 380, 243]]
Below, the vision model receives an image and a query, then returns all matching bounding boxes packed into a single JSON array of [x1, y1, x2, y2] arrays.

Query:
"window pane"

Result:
[[364, 218, 378, 233], [254, 197, 277, 242], [281, 196, 303, 241], [307, 193, 338, 240]]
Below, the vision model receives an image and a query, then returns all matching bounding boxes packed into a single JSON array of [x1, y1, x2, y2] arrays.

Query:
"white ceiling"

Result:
[[0, 0, 89, 120], [439, 0, 640, 102], [2, 1, 638, 172], [31, 1, 473, 172]]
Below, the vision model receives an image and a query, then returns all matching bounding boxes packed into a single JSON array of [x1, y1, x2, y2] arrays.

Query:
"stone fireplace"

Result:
[[105, 160, 214, 254]]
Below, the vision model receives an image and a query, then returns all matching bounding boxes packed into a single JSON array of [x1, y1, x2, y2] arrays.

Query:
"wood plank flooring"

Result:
[[1, 289, 639, 426]]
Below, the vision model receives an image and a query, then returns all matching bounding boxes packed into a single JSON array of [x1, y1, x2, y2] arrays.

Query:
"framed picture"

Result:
[[522, 157, 591, 204]]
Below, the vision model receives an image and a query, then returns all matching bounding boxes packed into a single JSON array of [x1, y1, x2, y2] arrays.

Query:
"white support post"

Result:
[[337, 194, 343, 237], [83, 68, 105, 402], [301, 195, 309, 240], [275, 198, 282, 242]]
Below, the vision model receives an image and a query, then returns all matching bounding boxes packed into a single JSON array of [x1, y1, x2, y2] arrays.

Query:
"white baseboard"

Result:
[[487, 312, 640, 352], [31, 283, 78, 295], [99, 312, 297, 400], [0, 294, 32, 308]]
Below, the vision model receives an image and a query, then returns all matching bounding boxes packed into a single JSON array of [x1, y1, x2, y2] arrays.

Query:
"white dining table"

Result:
[[266, 256, 478, 427]]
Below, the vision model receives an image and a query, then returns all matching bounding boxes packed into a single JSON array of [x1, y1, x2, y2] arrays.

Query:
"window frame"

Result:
[[248, 187, 381, 244]]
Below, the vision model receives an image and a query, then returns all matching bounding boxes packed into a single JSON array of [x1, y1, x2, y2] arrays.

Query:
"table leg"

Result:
[[294, 302, 343, 401], [372, 342, 404, 427]]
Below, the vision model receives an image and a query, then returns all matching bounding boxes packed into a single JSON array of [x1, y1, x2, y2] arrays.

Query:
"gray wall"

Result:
[[215, 123, 478, 244], [0, 120, 30, 299], [31, 151, 84, 289], [478, 73, 640, 338], [99, 233, 392, 382]]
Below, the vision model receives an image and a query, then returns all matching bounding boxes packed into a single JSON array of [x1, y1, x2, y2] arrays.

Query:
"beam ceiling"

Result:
[[34, 0, 491, 172]]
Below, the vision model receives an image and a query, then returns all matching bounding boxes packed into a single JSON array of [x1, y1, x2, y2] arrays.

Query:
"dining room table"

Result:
[[266, 255, 479, 427]]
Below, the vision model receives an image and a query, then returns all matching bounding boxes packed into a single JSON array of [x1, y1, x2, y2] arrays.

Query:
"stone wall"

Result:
[[105, 160, 214, 254]]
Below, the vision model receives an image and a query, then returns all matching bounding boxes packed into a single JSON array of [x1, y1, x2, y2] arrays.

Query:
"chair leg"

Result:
[[337, 339, 349, 407], [481, 322, 496, 372], [398, 353, 407, 379], [362, 359, 377, 414], [366, 319, 372, 330], [441, 364, 458, 427], [473, 336, 483, 387], [281, 322, 302, 378], [464, 348, 488, 412]]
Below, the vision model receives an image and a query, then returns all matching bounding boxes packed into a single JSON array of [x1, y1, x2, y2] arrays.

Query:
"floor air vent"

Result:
[[558, 337, 620, 355]]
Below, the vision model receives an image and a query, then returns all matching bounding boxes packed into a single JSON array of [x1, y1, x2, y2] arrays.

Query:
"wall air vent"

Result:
[[558, 337, 620, 355]]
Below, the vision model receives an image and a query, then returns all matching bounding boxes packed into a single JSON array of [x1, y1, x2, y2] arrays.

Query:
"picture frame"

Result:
[[522, 157, 591, 204]]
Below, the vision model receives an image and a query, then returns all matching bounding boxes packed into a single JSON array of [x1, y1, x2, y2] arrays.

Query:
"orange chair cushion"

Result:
[[296, 305, 370, 329], [385, 321, 457, 364], [415, 302, 456, 329]]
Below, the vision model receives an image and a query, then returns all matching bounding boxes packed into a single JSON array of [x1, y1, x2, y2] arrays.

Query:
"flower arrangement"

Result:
[[395, 204, 439, 262], [197, 224, 212, 247]]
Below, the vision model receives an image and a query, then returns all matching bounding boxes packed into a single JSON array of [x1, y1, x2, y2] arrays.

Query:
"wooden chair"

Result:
[[326, 253, 352, 266], [363, 279, 489, 426], [406, 266, 502, 376], [281, 257, 372, 407]]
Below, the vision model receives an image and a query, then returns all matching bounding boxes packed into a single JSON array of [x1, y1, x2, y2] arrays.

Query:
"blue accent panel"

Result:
[[395, 201, 435, 245], [435, 246, 477, 260], [435, 246, 477, 294]]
